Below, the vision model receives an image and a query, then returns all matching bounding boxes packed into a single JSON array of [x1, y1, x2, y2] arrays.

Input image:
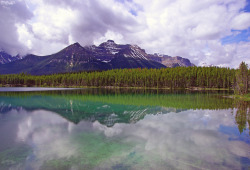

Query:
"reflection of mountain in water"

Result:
[[0, 101, 185, 127], [0, 103, 22, 114], [0, 89, 237, 127]]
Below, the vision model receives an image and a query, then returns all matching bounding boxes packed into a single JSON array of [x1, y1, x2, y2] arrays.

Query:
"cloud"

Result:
[[231, 12, 250, 30], [127, 0, 250, 67], [13, 0, 140, 55], [0, 0, 250, 67], [2, 106, 249, 169], [69, 0, 139, 44], [93, 109, 249, 169], [0, 0, 32, 55]]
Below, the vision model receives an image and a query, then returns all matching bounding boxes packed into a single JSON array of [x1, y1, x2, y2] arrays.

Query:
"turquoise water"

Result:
[[0, 88, 249, 169]]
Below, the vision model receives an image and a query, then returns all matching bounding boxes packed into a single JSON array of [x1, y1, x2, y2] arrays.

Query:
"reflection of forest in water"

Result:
[[234, 100, 250, 135], [0, 88, 249, 134]]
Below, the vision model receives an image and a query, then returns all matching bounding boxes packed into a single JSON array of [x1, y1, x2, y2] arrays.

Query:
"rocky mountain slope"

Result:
[[148, 54, 195, 67], [85, 40, 164, 69]]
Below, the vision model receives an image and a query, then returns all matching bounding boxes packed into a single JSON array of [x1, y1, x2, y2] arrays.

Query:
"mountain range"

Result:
[[0, 40, 194, 75]]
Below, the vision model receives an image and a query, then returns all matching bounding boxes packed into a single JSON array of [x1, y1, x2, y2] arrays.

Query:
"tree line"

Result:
[[0, 65, 249, 90]]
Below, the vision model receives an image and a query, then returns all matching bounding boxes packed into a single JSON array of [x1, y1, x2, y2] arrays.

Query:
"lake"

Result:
[[0, 88, 249, 169]]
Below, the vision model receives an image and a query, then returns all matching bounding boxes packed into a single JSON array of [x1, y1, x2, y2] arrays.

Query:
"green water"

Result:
[[0, 88, 249, 169]]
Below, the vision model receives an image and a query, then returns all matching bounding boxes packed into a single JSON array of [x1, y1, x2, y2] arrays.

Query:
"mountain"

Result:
[[0, 40, 167, 75], [85, 40, 163, 68], [201, 63, 214, 67], [0, 40, 194, 75], [0, 43, 111, 75], [85, 40, 121, 62], [147, 54, 195, 67], [0, 51, 21, 64], [81, 40, 194, 68], [110, 44, 164, 69]]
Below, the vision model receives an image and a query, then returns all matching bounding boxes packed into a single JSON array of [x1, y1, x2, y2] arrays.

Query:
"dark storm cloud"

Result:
[[0, 0, 32, 55]]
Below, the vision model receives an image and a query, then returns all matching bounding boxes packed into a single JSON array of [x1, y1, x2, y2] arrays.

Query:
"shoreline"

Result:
[[228, 94, 250, 101], [0, 85, 234, 91]]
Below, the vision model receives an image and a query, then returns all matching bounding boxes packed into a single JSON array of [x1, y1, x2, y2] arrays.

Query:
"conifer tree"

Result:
[[235, 62, 249, 95]]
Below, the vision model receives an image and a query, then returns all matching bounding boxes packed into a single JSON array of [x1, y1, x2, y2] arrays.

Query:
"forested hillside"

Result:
[[1, 66, 247, 89]]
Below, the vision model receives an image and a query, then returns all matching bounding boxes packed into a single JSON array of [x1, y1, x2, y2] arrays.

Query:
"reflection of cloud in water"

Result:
[[14, 108, 250, 169], [93, 109, 250, 169], [17, 110, 78, 168], [17, 110, 70, 140]]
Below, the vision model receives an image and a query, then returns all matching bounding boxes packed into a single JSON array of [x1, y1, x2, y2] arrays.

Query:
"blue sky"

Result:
[[221, 0, 250, 45], [243, 0, 250, 12], [221, 29, 250, 45]]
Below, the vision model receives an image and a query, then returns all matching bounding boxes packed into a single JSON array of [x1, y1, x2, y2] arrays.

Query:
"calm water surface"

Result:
[[0, 88, 249, 169], [0, 87, 80, 92]]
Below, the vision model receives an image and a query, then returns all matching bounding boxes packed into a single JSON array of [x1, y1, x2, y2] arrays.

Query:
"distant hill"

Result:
[[0, 40, 194, 75]]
